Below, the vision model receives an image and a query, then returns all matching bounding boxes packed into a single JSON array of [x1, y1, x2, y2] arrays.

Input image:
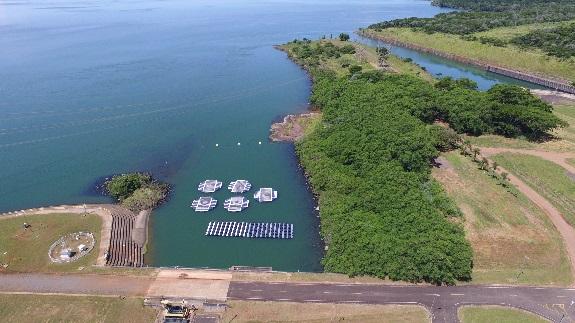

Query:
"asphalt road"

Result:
[[2, 273, 575, 323], [228, 281, 575, 323]]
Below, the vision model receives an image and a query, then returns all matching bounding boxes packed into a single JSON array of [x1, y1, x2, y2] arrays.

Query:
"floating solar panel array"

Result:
[[254, 188, 278, 203], [205, 222, 293, 239], [223, 196, 250, 212], [228, 180, 251, 193], [191, 197, 217, 212], [198, 180, 223, 193]]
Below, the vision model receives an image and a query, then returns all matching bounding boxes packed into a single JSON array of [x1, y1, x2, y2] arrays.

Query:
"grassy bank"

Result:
[[458, 306, 547, 323], [433, 152, 571, 285], [222, 301, 430, 323], [0, 294, 157, 323], [361, 27, 575, 82], [0, 213, 101, 273], [492, 153, 575, 227]]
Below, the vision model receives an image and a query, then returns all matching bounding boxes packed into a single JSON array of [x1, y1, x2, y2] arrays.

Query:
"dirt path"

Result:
[[0, 204, 116, 266], [475, 148, 575, 283], [480, 147, 575, 174]]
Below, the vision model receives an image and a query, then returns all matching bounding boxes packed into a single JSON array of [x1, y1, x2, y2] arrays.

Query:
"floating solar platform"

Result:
[[228, 180, 252, 193], [205, 222, 293, 239], [223, 196, 250, 212], [191, 197, 217, 212], [198, 180, 223, 193], [254, 188, 278, 203]]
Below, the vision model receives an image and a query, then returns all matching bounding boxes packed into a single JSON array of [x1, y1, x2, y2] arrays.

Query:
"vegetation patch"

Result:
[[221, 301, 429, 323], [0, 294, 157, 323], [492, 153, 575, 227], [105, 173, 168, 212], [281, 38, 565, 284], [0, 213, 101, 272], [458, 305, 547, 323], [434, 152, 571, 285]]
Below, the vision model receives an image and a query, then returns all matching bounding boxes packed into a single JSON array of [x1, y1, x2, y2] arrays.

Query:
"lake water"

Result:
[[0, 0, 541, 271]]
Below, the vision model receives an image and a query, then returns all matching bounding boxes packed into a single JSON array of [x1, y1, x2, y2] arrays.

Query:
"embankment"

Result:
[[359, 30, 575, 94]]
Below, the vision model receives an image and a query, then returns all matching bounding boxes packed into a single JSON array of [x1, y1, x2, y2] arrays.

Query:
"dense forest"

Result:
[[369, 1, 575, 34], [282, 40, 565, 284]]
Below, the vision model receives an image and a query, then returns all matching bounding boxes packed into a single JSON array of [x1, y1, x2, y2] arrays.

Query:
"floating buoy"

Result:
[[258, 141, 262, 145], [237, 142, 241, 146], [215, 144, 219, 147]]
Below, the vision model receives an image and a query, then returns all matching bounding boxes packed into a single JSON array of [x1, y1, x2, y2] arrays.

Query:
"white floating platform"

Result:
[[205, 222, 293, 239], [223, 196, 250, 212], [191, 197, 217, 212], [198, 180, 223, 193], [254, 188, 278, 203], [228, 180, 252, 193]]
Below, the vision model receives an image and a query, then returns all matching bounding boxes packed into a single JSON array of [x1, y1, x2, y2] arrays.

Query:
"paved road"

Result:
[[2, 273, 575, 323], [228, 281, 575, 323]]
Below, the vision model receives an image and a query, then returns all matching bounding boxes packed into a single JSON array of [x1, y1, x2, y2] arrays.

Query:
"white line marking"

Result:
[[425, 294, 441, 297], [247, 297, 262, 300], [323, 291, 333, 294], [336, 284, 354, 287], [279, 290, 288, 293], [304, 299, 323, 302], [352, 292, 363, 295], [557, 296, 567, 298], [510, 295, 518, 297], [394, 302, 418, 304], [565, 288, 575, 291], [250, 289, 263, 292], [340, 300, 363, 303], [276, 298, 292, 301], [451, 293, 465, 296], [486, 286, 510, 289]]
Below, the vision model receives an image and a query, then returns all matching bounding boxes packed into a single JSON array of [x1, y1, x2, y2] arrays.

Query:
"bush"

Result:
[[348, 65, 363, 74], [106, 173, 151, 201]]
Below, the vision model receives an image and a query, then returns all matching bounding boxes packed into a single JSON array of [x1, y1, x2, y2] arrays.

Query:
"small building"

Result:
[[228, 180, 252, 193], [197, 180, 222, 193], [254, 188, 278, 203], [223, 196, 250, 212], [191, 197, 217, 212]]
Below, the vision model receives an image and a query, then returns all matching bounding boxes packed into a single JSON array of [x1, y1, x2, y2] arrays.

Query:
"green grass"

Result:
[[433, 152, 571, 285], [493, 153, 575, 227], [459, 306, 547, 323], [0, 213, 101, 273], [0, 294, 157, 323], [222, 301, 429, 323], [474, 20, 575, 42], [362, 28, 575, 81]]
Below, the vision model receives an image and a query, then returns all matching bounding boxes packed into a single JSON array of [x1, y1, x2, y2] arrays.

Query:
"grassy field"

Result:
[[362, 28, 575, 81], [433, 152, 571, 285], [0, 213, 101, 273], [0, 294, 157, 323], [458, 306, 547, 323], [221, 301, 429, 323], [492, 153, 575, 227], [474, 20, 575, 42]]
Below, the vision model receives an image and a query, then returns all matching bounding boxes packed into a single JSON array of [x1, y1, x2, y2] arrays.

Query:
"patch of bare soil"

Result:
[[270, 112, 320, 142], [531, 89, 575, 105]]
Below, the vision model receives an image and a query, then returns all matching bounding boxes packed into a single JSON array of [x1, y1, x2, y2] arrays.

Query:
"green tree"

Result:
[[339, 33, 350, 41]]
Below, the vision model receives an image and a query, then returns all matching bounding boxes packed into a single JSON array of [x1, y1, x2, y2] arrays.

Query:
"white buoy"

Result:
[[237, 142, 241, 146], [258, 141, 262, 145], [216, 144, 219, 147]]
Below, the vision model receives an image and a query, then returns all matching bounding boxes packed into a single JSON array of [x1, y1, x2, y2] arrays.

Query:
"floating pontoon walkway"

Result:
[[191, 197, 217, 212], [223, 196, 250, 212], [198, 180, 223, 193], [205, 222, 293, 239], [228, 180, 251, 193], [254, 188, 278, 203]]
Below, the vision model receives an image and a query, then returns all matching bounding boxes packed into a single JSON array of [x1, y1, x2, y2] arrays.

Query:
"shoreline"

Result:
[[358, 29, 575, 94]]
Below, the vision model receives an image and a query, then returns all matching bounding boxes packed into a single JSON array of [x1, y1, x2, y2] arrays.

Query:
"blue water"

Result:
[[0, 0, 542, 270]]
